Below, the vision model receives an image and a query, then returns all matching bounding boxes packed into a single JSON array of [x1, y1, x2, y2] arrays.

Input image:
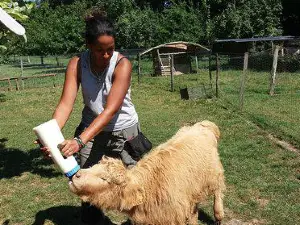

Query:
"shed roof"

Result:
[[139, 41, 210, 56], [214, 36, 299, 43], [212, 36, 300, 54]]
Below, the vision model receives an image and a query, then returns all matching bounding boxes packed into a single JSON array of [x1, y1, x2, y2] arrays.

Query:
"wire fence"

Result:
[[0, 49, 147, 91], [209, 49, 300, 110], [208, 48, 300, 147], [1, 49, 299, 146]]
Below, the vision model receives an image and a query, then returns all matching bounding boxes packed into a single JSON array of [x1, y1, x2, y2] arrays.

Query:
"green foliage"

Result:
[[5, 0, 285, 54], [21, 1, 86, 55], [116, 2, 206, 48], [116, 7, 161, 48], [94, 0, 135, 22], [211, 0, 282, 39], [159, 2, 205, 43], [0, 0, 34, 53]]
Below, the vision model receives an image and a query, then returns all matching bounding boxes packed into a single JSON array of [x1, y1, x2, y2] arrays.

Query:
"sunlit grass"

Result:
[[0, 63, 299, 225]]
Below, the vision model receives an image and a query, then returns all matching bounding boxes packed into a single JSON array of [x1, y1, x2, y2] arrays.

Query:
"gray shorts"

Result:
[[74, 123, 139, 169]]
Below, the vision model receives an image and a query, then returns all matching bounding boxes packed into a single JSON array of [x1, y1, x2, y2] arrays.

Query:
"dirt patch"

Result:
[[243, 119, 299, 154], [267, 134, 299, 153], [225, 218, 267, 225]]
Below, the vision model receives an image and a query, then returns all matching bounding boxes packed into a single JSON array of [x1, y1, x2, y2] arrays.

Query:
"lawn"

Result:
[[0, 62, 299, 225]]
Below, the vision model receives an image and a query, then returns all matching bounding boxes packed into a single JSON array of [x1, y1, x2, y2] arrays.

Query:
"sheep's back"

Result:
[[134, 124, 223, 203]]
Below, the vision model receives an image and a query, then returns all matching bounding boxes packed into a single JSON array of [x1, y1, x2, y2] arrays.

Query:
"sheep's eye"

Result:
[[99, 176, 107, 181]]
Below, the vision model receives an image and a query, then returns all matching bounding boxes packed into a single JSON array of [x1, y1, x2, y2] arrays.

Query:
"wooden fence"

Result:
[[0, 74, 57, 91]]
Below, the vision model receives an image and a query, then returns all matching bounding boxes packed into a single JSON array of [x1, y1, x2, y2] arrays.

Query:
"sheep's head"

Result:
[[69, 156, 145, 211], [69, 156, 126, 202], [199, 120, 220, 140]]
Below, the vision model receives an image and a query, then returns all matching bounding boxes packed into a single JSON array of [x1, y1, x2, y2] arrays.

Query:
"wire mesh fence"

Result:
[[0, 50, 146, 91], [209, 49, 300, 109], [0, 49, 299, 146], [0, 55, 70, 91], [209, 49, 300, 146]]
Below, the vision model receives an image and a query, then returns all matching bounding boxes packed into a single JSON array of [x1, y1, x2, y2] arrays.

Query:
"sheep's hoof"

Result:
[[214, 220, 221, 225]]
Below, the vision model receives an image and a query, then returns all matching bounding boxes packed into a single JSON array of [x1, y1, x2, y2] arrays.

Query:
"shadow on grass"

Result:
[[30, 206, 215, 225], [32, 206, 121, 225], [0, 93, 6, 102], [198, 209, 216, 225], [0, 138, 61, 179], [32, 206, 81, 225]]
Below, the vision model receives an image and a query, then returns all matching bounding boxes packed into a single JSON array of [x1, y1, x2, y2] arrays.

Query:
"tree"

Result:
[[0, 0, 34, 53], [210, 0, 282, 39], [116, 7, 160, 48], [281, 0, 300, 36], [21, 1, 86, 56]]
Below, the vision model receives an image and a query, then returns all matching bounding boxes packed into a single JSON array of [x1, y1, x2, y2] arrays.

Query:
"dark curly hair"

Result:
[[84, 8, 115, 44]]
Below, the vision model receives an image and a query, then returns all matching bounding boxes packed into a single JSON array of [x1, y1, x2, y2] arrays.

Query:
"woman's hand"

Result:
[[34, 139, 51, 159], [59, 139, 80, 157]]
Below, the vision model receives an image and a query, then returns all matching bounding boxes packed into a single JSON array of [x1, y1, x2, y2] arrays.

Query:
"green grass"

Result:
[[0, 63, 300, 225]]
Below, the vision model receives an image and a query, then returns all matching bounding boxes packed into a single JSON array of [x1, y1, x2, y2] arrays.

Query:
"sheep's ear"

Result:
[[100, 155, 110, 163], [120, 183, 145, 210], [111, 173, 125, 185], [199, 120, 221, 140]]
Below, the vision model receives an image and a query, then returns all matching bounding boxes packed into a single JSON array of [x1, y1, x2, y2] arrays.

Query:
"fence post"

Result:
[[7, 78, 12, 91], [209, 54, 213, 91], [269, 45, 280, 96], [215, 53, 220, 98], [138, 53, 141, 84], [239, 52, 249, 111], [16, 78, 20, 91], [20, 56, 24, 89], [170, 55, 174, 92], [53, 74, 56, 87], [41, 56, 44, 65]]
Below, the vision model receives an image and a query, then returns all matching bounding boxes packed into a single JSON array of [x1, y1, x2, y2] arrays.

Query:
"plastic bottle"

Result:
[[33, 119, 80, 178]]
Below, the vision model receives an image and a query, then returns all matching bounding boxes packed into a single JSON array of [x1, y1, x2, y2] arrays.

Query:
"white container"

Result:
[[33, 119, 80, 178]]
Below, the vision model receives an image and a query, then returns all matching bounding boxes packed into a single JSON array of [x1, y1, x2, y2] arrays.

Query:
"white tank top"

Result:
[[80, 50, 138, 131]]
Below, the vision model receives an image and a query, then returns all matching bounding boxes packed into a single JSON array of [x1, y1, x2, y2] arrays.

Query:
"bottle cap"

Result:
[[65, 165, 80, 178]]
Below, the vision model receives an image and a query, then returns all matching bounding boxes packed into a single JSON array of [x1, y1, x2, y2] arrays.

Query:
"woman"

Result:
[[39, 9, 140, 225]]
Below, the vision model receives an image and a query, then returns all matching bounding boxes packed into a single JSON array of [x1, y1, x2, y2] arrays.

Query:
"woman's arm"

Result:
[[79, 57, 132, 144], [53, 56, 80, 129]]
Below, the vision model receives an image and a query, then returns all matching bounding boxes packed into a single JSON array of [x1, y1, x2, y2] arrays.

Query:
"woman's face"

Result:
[[88, 35, 115, 67]]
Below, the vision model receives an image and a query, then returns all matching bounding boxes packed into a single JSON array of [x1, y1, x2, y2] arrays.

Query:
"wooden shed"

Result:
[[138, 41, 210, 76]]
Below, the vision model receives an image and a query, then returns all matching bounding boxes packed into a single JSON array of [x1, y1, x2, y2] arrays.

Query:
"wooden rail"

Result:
[[0, 73, 56, 91]]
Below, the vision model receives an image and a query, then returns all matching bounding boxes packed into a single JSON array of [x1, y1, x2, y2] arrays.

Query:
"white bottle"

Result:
[[33, 119, 80, 178]]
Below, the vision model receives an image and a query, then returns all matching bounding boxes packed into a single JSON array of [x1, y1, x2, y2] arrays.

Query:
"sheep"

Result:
[[69, 120, 226, 225]]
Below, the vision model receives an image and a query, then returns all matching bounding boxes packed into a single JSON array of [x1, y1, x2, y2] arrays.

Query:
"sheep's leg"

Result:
[[213, 189, 224, 225], [188, 204, 198, 225]]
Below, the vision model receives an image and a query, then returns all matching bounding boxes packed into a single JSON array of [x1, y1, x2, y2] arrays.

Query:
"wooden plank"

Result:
[[157, 49, 163, 68], [20, 74, 56, 80], [0, 74, 57, 92], [0, 74, 56, 81], [159, 52, 187, 56], [16, 78, 20, 91], [8, 78, 12, 91]]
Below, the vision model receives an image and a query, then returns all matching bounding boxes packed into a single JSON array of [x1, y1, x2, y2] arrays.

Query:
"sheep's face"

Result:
[[69, 157, 126, 199], [69, 164, 109, 196], [69, 157, 145, 211]]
